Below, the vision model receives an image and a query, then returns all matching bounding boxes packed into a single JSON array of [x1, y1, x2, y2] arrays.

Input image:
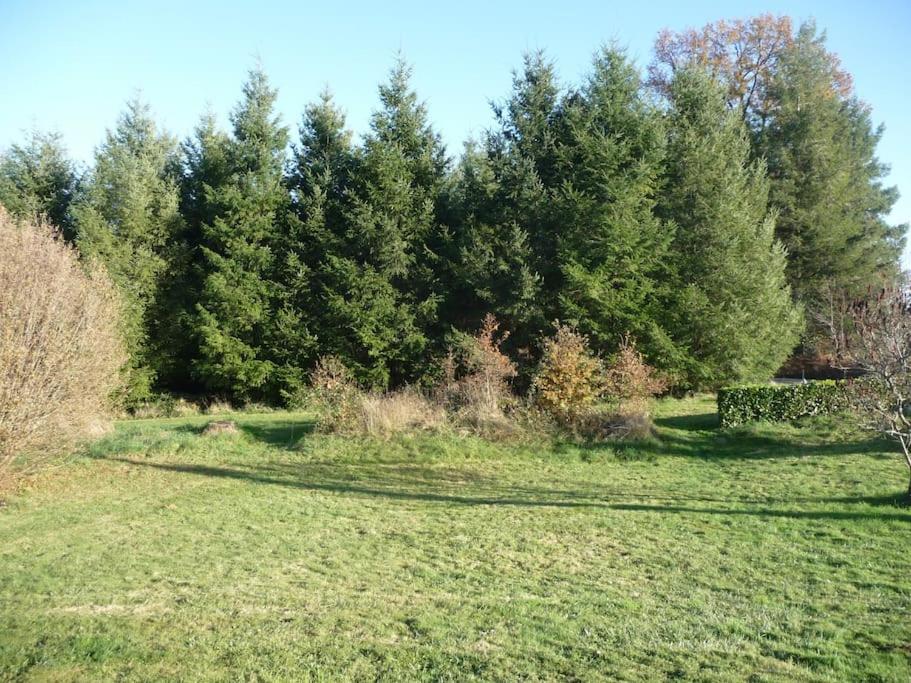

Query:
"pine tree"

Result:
[[659, 68, 803, 388], [447, 52, 560, 354], [0, 129, 79, 240], [72, 98, 184, 402], [554, 47, 674, 360], [316, 58, 448, 387], [274, 90, 354, 399], [192, 68, 290, 400], [757, 23, 906, 314]]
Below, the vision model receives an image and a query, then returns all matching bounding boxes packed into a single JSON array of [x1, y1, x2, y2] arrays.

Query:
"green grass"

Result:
[[1, 396, 909, 681]]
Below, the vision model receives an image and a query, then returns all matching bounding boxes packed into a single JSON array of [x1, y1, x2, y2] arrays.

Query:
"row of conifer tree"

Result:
[[0, 19, 904, 404]]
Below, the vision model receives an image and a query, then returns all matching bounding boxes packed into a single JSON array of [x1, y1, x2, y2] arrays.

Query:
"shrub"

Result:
[[717, 380, 845, 427], [532, 324, 605, 423], [603, 335, 667, 416], [0, 208, 125, 482], [308, 356, 362, 433], [438, 314, 518, 426]]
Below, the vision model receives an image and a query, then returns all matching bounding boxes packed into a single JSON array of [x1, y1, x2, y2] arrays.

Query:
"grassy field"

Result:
[[1, 396, 909, 681]]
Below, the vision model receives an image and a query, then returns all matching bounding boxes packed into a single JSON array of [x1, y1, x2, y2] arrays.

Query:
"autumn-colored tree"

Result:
[[648, 14, 851, 129]]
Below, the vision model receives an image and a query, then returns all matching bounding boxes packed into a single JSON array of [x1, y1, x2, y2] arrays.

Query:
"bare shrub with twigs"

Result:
[[437, 314, 518, 432], [308, 356, 362, 433], [603, 335, 668, 416], [842, 285, 911, 496], [0, 207, 125, 484]]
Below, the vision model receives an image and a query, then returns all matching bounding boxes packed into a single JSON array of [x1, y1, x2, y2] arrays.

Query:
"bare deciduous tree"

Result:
[[845, 284, 911, 496]]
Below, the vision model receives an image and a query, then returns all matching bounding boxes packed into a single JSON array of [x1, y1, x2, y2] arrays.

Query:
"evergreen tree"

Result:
[[162, 112, 234, 391], [275, 90, 354, 398], [0, 129, 79, 239], [316, 58, 448, 387], [192, 68, 290, 400], [554, 47, 674, 361], [659, 68, 803, 387], [72, 98, 184, 402], [454, 49, 673, 365], [447, 52, 560, 354], [442, 142, 542, 336], [757, 23, 906, 315]]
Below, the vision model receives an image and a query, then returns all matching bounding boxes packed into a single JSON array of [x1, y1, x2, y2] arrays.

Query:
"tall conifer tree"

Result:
[[659, 69, 803, 387], [193, 68, 290, 399], [73, 98, 184, 401], [316, 58, 448, 387]]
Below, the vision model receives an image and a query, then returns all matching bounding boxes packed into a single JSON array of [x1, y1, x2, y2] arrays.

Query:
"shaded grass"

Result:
[[0, 397, 909, 681]]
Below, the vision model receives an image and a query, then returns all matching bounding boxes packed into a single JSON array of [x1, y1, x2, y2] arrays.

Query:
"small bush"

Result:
[[717, 380, 845, 427], [0, 208, 126, 482], [603, 336, 667, 416], [532, 324, 605, 423], [438, 314, 518, 427], [308, 356, 362, 433]]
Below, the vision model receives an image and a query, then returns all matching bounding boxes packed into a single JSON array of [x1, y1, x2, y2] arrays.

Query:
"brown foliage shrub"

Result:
[[603, 336, 667, 416], [0, 208, 126, 482], [438, 314, 518, 428], [532, 324, 605, 423]]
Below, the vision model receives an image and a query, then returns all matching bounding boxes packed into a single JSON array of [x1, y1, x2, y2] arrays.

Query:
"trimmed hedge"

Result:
[[717, 380, 845, 428]]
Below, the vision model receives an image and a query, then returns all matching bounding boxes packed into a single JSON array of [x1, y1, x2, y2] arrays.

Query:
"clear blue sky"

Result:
[[2, 0, 908, 265]]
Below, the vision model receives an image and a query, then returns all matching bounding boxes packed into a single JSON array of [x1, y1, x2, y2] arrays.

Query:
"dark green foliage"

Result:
[[192, 68, 290, 400], [757, 23, 906, 323], [451, 49, 674, 365], [0, 129, 79, 240], [11, 31, 901, 401], [717, 380, 845, 427], [310, 59, 449, 388], [72, 98, 185, 403], [554, 47, 674, 359], [659, 68, 803, 388]]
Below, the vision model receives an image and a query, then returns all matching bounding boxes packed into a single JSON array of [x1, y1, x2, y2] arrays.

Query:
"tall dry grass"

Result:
[[0, 207, 125, 483]]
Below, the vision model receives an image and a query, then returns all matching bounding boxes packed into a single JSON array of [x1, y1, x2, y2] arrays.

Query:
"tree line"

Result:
[[0, 15, 904, 405]]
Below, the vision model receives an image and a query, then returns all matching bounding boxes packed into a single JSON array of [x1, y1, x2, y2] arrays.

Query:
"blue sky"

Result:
[[2, 0, 908, 265]]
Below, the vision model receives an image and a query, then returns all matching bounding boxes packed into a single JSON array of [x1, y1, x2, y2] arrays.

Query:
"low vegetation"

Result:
[[0, 209, 124, 485], [717, 381, 845, 428], [1, 397, 908, 680]]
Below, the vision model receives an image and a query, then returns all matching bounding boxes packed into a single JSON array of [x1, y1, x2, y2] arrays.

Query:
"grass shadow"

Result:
[[103, 456, 911, 523], [654, 411, 719, 432], [238, 419, 316, 449]]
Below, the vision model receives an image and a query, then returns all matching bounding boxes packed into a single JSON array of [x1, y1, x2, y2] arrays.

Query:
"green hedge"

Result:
[[717, 381, 845, 428]]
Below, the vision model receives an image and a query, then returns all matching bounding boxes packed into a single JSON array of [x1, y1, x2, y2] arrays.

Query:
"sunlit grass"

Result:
[[1, 396, 909, 680]]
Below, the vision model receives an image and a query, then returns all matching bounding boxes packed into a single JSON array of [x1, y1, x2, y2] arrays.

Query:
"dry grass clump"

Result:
[[310, 357, 444, 438], [357, 389, 446, 438], [0, 207, 126, 482]]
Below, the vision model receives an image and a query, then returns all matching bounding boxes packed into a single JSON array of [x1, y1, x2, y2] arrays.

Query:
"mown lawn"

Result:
[[1, 396, 909, 681]]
